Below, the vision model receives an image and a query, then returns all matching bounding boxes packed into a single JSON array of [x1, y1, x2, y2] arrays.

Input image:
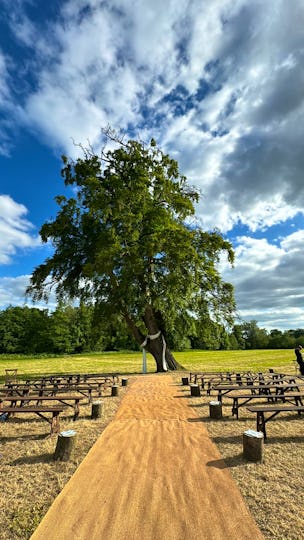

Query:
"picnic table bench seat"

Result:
[[0, 394, 84, 420], [3, 382, 111, 402], [22, 373, 120, 386], [246, 404, 304, 439], [214, 383, 304, 402], [227, 392, 304, 418], [0, 405, 64, 434]]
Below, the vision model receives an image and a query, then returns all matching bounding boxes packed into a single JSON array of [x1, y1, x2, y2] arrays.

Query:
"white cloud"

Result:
[[221, 232, 304, 329], [0, 275, 57, 311], [1, 0, 303, 229], [0, 275, 30, 307], [0, 195, 41, 264], [157, 0, 304, 231]]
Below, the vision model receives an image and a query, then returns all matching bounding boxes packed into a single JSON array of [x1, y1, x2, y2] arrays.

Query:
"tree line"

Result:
[[0, 305, 302, 355]]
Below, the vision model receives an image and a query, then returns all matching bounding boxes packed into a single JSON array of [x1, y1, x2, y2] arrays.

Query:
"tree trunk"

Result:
[[123, 307, 181, 372], [142, 305, 181, 372], [145, 336, 180, 372]]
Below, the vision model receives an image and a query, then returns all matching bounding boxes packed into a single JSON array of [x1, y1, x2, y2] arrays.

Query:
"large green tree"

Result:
[[27, 133, 235, 371]]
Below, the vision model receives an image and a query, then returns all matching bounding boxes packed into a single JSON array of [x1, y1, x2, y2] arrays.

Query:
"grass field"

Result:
[[0, 350, 303, 539], [0, 348, 297, 382]]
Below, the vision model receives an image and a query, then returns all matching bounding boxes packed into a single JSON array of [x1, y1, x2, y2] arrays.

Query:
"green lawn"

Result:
[[0, 349, 297, 382]]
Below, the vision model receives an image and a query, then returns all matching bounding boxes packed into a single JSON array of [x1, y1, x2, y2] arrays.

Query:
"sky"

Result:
[[1, 0, 304, 331]]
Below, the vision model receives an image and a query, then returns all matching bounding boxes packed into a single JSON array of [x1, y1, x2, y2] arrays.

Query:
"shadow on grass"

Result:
[[188, 402, 209, 407], [187, 416, 239, 424], [11, 453, 55, 465], [206, 453, 245, 469], [187, 417, 211, 423], [263, 435, 304, 444], [1, 433, 50, 442], [210, 432, 304, 444], [211, 435, 244, 444]]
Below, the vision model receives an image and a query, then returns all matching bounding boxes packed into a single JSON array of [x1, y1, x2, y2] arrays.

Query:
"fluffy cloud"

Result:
[[0, 275, 31, 307], [0, 275, 57, 311], [0, 195, 41, 264], [1, 0, 303, 227], [221, 232, 304, 329]]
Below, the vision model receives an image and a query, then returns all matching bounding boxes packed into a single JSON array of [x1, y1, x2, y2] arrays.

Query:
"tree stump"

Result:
[[121, 378, 128, 387], [243, 429, 264, 462], [53, 430, 77, 461], [181, 376, 189, 386], [190, 384, 201, 397], [209, 401, 222, 419], [111, 385, 119, 397], [91, 401, 103, 419]]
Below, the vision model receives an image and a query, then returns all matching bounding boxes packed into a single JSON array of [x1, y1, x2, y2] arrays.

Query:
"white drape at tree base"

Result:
[[141, 331, 168, 373]]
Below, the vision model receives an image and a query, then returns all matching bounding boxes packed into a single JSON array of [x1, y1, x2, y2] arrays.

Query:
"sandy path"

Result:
[[31, 375, 264, 540]]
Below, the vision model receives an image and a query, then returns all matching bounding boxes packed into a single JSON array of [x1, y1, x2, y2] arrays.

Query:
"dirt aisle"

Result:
[[31, 375, 264, 540]]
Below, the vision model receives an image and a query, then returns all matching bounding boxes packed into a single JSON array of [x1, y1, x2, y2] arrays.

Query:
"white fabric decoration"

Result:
[[141, 331, 168, 372]]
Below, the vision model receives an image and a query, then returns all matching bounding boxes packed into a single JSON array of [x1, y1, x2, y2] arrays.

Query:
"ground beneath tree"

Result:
[[30, 375, 264, 540]]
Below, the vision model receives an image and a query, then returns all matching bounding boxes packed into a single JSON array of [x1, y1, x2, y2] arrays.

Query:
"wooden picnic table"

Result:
[[226, 391, 304, 419], [214, 382, 304, 402], [0, 394, 85, 421], [190, 371, 254, 386], [246, 404, 304, 439], [24, 372, 120, 386], [206, 374, 259, 394], [207, 374, 298, 395], [189, 372, 234, 384], [4, 381, 111, 401], [0, 405, 63, 434]]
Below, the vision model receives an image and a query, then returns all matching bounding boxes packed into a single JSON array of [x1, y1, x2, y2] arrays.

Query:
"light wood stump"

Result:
[[243, 429, 264, 462], [111, 385, 119, 397], [54, 430, 77, 461], [190, 384, 201, 397], [91, 401, 103, 419], [209, 401, 222, 419]]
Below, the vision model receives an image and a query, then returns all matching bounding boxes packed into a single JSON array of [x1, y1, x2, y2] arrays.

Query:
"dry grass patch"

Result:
[[177, 379, 304, 540], [0, 381, 133, 540]]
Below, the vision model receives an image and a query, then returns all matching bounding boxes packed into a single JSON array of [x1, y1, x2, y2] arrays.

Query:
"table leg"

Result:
[[256, 411, 266, 439], [51, 411, 61, 434]]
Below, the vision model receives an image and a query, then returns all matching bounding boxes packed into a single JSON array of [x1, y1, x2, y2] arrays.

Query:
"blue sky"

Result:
[[1, 0, 304, 330]]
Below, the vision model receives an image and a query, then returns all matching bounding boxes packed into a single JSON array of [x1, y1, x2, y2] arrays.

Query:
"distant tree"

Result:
[[48, 304, 75, 354], [239, 320, 269, 349], [27, 131, 235, 371], [22, 307, 51, 353], [0, 306, 27, 353], [230, 324, 245, 349], [227, 332, 240, 350]]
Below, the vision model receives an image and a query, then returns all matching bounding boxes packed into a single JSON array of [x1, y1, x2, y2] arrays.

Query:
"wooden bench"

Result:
[[0, 395, 84, 421], [23, 372, 120, 386], [215, 382, 304, 402], [0, 406, 63, 434], [4, 383, 108, 403], [227, 392, 304, 419], [247, 404, 304, 439], [40, 384, 108, 402]]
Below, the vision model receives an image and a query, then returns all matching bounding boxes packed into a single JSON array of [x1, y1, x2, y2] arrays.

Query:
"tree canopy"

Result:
[[27, 132, 235, 371]]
